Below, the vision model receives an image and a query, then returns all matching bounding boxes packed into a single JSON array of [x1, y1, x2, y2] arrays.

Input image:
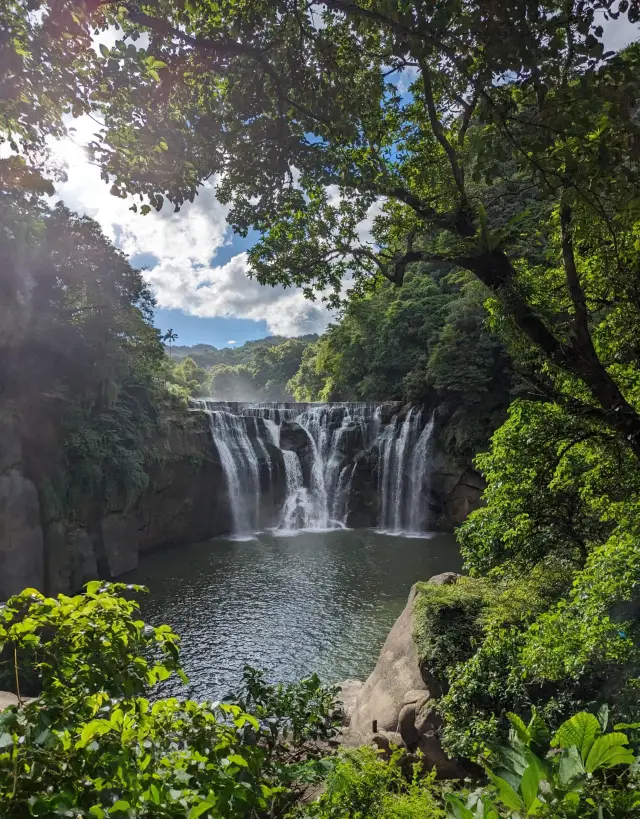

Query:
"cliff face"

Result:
[[0, 416, 45, 598], [345, 404, 485, 532], [0, 412, 233, 599]]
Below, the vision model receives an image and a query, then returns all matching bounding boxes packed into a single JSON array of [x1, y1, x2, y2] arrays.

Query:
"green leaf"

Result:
[[445, 795, 475, 819], [597, 704, 609, 732], [99, 43, 110, 58], [507, 712, 530, 745], [188, 801, 215, 819], [520, 764, 541, 812], [89, 807, 105, 818], [0, 732, 14, 749], [552, 712, 600, 760], [226, 754, 248, 767], [584, 733, 635, 772], [111, 801, 130, 814], [557, 746, 586, 788], [486, 771, 525, 812]]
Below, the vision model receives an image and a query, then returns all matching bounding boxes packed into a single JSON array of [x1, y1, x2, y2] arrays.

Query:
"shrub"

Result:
[[298, 748, 446, 819], [0, 584, 340, 819]]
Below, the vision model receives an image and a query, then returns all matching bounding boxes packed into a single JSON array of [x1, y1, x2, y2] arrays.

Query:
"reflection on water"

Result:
[[127, 529, 461, 700]]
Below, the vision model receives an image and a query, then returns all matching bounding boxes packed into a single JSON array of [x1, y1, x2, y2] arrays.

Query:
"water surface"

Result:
[[129, 529, 460, 699]]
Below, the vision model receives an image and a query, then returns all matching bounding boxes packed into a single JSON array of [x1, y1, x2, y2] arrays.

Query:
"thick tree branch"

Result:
[[560, 203, 590, 341], [418, 58, 467, 200]]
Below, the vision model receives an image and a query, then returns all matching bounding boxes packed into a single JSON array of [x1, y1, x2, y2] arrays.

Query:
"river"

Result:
[[128, 528, 460, 700]]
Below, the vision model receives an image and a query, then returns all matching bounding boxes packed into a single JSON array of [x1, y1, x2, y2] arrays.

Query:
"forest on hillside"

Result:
[[1, 1, 640, 818], [168, 335, 318, 401]]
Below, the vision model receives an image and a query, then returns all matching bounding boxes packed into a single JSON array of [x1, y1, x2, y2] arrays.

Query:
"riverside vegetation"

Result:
[[2, 0, 640, 817]]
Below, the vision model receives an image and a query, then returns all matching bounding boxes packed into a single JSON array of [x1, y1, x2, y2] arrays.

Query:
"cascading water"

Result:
[[407, 413, 435, 533], [193, 399, 437, 538]]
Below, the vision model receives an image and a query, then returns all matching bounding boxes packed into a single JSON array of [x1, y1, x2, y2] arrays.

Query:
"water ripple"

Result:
[[128, 529, 460, 700]]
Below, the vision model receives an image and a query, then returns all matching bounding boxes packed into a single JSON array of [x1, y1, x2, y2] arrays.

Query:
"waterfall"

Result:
[[279, 450, 310, 532], [377, 409, 434, 535], [206, 411, 256, 537], [193, 400, 437, 538], [407, 413, 435, 534]]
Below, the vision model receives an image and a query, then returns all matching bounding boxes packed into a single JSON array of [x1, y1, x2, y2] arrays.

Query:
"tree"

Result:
[[163, 329, 178, 358], [6, 0, 640, 457]]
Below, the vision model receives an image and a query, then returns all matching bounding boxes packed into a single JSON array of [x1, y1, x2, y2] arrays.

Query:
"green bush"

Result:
[[0, 584, 340, 819], [298, 748, 445, 819], [412, 566, 585, 758], [447, 710, 640, 819]]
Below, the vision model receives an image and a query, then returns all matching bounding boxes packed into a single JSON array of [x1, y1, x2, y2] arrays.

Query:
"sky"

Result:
[[49, 13, 638, 349]]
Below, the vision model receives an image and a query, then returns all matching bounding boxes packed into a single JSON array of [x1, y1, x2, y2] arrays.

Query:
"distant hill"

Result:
[[168, 335, 318, 369]]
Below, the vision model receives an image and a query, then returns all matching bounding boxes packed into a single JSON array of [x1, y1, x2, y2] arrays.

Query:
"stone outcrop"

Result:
[[2, 411, 237, 598], [280, 420, 315, 487], [0, 417, 45, 600], [340, 572, 464, 778]]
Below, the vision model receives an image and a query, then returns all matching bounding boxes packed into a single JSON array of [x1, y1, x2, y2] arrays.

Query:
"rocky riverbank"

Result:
[[339, 572, 465, 778]]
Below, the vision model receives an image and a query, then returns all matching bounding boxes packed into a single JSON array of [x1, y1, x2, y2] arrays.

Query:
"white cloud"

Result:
[[145, 253, 332, 336], [49, 116, 335, 336], [227, 340, 236, 345]]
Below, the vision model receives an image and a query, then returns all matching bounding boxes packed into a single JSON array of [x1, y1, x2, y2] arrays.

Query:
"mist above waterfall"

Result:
[[193, 400, 436, 539]]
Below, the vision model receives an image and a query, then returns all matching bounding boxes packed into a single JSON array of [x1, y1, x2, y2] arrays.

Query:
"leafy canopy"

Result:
[[5, 0, 640, 456]]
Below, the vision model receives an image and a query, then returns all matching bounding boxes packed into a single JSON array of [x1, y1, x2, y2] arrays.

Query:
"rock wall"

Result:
[[1, 411, 234, 599]]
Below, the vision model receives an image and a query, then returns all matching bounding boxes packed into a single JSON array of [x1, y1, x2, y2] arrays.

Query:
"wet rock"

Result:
[[280, 420, 315, 487]]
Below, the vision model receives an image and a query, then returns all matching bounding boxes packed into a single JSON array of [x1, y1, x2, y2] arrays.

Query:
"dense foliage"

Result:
[[0, 584, 341, 818], [300, 710, 640, 819], [290, 268, 512, 455], [4, 586, 637, 819], [166, 336, 317, 401], [0, 190, 186, 521]]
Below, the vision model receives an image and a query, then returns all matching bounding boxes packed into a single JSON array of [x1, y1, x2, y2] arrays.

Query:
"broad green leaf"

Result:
[[520, 765, 541, 813], [445, 795, 475, 819], [487, 771, 525, 812], [111, 802, 130, 814], [584, 733, 635, 772], [557, 746, 585, 788], [188, 801, 215, 819], [89, 807, 105, 818], [0, 732, 14, 749], [552, 712, 600, 760]]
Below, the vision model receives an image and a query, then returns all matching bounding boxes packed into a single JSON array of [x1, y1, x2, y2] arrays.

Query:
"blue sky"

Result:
[[132, 229, 271, 346], [153, 309, 269, 347]]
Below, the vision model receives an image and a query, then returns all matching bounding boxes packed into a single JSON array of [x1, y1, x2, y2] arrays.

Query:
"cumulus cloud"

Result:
[[49, 116, 335, 336], [144, 254, 332, 337]]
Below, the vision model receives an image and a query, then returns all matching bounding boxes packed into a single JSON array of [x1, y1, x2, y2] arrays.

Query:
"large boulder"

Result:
[[342, 573, 464, 778], [280, 420, 315, 487]]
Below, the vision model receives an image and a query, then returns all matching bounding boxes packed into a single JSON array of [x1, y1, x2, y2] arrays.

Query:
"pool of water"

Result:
[[127, 529, 461, 700]]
